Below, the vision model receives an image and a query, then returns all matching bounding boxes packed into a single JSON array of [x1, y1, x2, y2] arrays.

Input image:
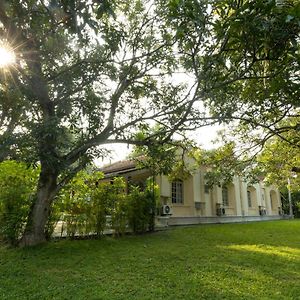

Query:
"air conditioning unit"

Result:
[[162, 204, 172, 215], [216, 204, 225, 216], [195, 202, 201, 209], [259, 206, 266, 216]]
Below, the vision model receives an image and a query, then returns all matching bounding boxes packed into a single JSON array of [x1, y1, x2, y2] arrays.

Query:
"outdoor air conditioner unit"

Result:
[[259, 206, 267, 216], [216, 204, 225, 216], [195, 202, 202, 209], [162, 204, 172, 215]]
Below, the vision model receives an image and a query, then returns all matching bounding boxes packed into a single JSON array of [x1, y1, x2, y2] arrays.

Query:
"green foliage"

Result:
[[0, 161, 38, 245], [192, 143, 242, 187], [58, 171, 104, 238], [91, 177, 126, 236], [1, 0, 215, 244], [145, 178, 160, 232], [110, 193, 128, 236], [257, 128, 300, 190], [127, 187, 151, 234], [167, 159, 194, 182], [206, 0, 300, 146], [280, 188, 300, 217], [57, 171, 158, 237], [127, 179, 159, 234], [131, 126, 179, 176], [162, 0, 299, 151], [3, 0, 298, 245]]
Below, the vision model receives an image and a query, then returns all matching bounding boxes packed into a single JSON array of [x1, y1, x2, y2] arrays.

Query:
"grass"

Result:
[[1, 220, 300, 299]]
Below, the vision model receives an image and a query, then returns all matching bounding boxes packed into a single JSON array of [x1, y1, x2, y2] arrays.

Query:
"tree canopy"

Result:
[[0, 0, 299, 246], [0, 0, 217, 246], [204, 0, 300, 146]]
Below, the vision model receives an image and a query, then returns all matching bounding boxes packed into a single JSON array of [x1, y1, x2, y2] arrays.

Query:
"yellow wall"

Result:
[[158, 170, 282, 218]]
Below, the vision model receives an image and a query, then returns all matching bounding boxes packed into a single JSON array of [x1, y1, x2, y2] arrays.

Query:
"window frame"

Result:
[[204, 184, 210, 194], [247, 190, 252, 208], [171, 181, 184, 204], [222, 186, 229, 207]]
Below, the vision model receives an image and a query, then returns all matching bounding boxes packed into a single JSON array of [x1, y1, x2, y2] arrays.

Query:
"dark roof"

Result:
[[99, 159, 137, 174]]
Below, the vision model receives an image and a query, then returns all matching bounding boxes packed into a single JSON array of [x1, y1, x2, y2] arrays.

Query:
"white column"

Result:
[[233, 176, 242, 216], [264, 186, 272, 215], [240, 181, 249, 216]]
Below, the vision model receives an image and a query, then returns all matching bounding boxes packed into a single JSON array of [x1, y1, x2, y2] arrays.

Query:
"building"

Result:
[[99, 157, 283, 227]]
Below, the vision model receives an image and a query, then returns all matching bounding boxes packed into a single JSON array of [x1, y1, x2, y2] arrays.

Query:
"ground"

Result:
[[1, 220, 300, 299]]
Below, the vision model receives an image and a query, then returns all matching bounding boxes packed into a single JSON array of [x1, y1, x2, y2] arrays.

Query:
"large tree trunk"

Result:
[[19, 166, 58, 247]]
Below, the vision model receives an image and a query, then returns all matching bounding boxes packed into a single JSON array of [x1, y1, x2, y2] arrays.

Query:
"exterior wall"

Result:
[[159, 170, 282, 221], [268, 188, 281, 215], [158, 174, 192, 217], [247, 185, 259, 216]]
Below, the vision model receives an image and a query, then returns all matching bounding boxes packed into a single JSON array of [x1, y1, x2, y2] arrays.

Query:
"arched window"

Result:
[[222, 186, 229, 207], [270, 190, 277, 210], [172, 181, 183, 204], [247, 190, 252, 207]]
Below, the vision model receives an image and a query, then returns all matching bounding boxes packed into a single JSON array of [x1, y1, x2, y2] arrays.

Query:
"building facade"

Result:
[[99, 159, 283, 227], [157, 168, 283, 226]]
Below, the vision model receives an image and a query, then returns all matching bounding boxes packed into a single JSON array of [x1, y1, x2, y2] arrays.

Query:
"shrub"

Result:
[[0, 161, 38, 245], [58, 171, 97, 238], [145, 177, 160, 232], [111, 195, 128, 236], [90, 185, 110, 237], [127, 186, 152, 234], [58, 173, 159, 238], [92, 177, 127, 236]]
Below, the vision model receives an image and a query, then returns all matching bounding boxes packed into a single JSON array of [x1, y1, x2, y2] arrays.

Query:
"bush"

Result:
[[90, 183, 111, 237], [111, 195, 128, 236], [58, 173, 159, 238], [145, 178, 160, 232], [0, 161, 38, 245], [58, 171, 97, 238], [108, 178, 126, 236], [127, 187, 151, 234]]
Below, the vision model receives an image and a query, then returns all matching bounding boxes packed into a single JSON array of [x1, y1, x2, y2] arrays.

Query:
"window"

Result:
[[261, 188, 265, 204], [270, 193, 273, 210], [247, 190, 252, 207], [270, 191, 277, 210], [172, 181, 183, 204], [204, 184, 210, 194], [222, 186, 229, 207]]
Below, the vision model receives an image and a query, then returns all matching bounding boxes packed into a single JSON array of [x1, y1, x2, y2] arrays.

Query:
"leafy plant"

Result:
[[127, 179, 159, 234], [0, 161, 38, 245], [58, 171, 102, 238]]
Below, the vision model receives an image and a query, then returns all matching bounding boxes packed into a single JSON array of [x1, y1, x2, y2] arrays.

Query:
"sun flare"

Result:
[[0, 46, 16, 67]]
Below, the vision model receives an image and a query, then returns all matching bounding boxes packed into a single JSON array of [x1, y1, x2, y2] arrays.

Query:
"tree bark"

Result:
[[19, 166, 58, 247]]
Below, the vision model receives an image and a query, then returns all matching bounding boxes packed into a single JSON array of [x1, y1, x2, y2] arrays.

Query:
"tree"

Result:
[[0, 0, 222, 246], [1, 0, 298, 246], [257, 126, 300, 190], [164, 0, 299, 146], [165, 0, 300, 192], [204, 0, 300, 146]]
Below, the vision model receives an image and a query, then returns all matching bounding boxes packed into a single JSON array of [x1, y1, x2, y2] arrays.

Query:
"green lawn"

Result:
[[1, 220, 300, 299]]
